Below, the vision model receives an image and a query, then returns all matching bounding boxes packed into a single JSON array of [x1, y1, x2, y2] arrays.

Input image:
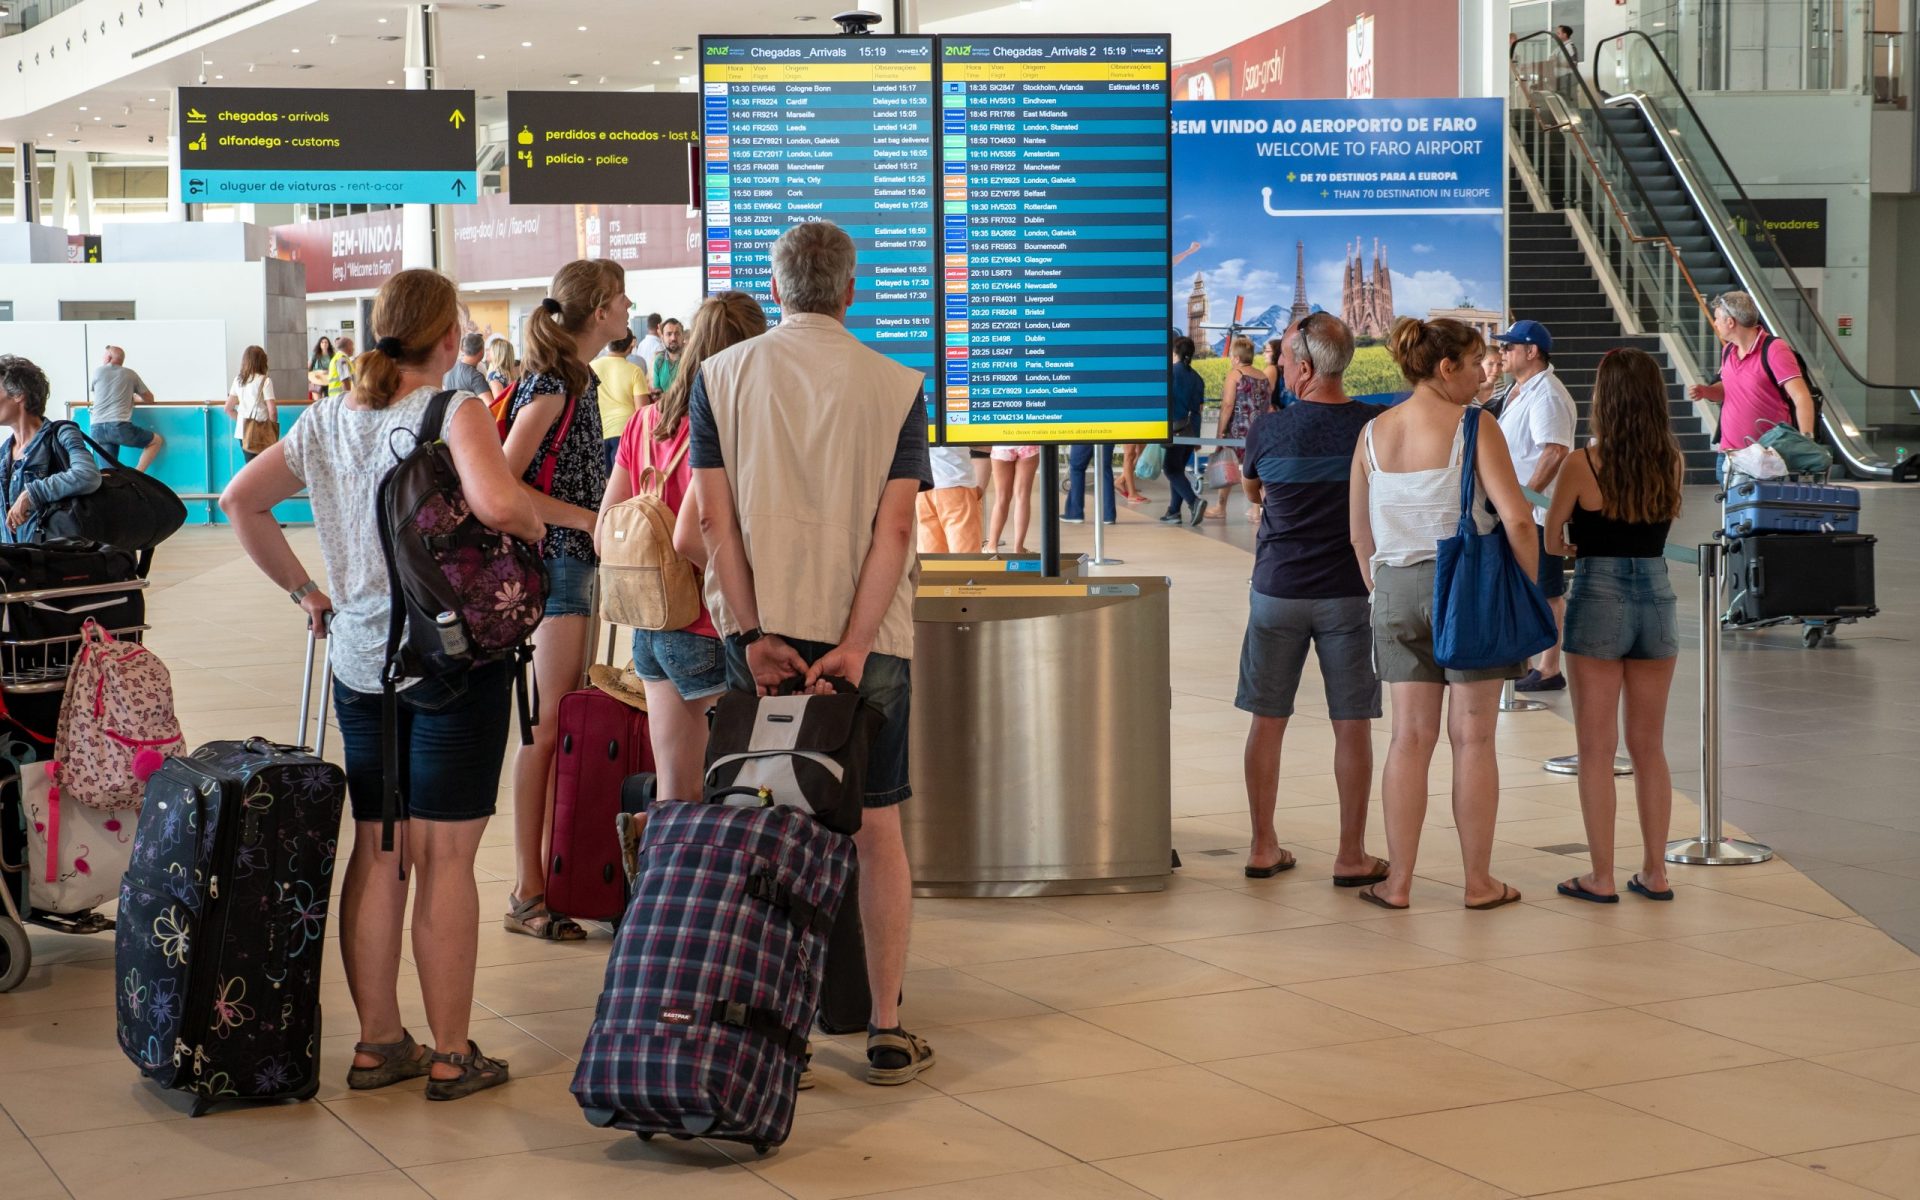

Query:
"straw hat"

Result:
[[588, 664, 649, 712]]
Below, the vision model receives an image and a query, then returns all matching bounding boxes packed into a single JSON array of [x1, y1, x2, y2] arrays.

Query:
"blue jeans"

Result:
[[1163, 444, 1199, 516], [1563, 557, 1679, 661], [631, 628, 728, 701], [1066, 443, 1115, 523]]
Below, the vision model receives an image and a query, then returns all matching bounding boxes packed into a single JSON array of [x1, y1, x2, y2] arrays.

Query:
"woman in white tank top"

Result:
[[1348, 318, 1541, 912]]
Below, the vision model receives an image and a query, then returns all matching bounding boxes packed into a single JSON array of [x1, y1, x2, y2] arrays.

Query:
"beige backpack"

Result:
[[599, 435, 702, 631]]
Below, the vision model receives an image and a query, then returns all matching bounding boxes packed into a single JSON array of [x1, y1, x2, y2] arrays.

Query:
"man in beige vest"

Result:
[[690, 220, 936, 1086]]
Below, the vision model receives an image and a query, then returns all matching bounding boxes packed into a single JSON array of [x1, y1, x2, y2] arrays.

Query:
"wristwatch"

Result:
[[289, 580, 320, 605], [738, 627, 765, 647]]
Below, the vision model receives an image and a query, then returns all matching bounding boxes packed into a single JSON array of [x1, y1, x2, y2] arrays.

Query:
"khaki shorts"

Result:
[[1370, 561, 1525, 685]]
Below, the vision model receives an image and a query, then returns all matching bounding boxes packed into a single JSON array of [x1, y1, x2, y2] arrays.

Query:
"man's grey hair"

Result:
[[104, 345, 126, 364], [772, 220, 858, 316], [1714, 290, 1763, 329], [1290, 312, 1356, 377], [460, 332, 485, 357]]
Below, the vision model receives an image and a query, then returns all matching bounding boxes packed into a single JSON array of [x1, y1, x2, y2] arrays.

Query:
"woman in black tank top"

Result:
[[1542, 349, 1686, 906]]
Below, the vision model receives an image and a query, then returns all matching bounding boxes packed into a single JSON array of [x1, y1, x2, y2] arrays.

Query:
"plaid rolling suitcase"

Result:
[[572, 800, 854, 1154]]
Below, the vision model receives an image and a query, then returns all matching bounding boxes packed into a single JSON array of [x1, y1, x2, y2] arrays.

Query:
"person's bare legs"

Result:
[[1373, 681, 1443, 906], [1120, 444, 1143, 500], [853, 805, 912, 1030], [1009, 455, 1038, 553], [342, 820, 412, 1067], [1447, 679, 1512, 906], [1566, 653, 1625, 896], [1622, 655, 1678, 892], [987, 458, 1014, 553], [407, 816, 490, 1079], [642, 677, 713, 803], [1330, 718, 1379, 876], [134, 431, 165, 473], [1211, 485, 1232, 520], [510, 615, 589, 930], [1536, 595, 1567, 678], [1243, 715, 1292, 873]]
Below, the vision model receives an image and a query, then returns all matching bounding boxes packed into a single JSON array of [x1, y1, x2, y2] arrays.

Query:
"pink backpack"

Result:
[[52, 621, 184, 811]]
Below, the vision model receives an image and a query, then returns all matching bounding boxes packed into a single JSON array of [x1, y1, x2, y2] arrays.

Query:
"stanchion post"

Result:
[[1039, 445, 1061, 578], [1667, 540, 1772, 865], [1088, 447, 1123, 568], [1500, 679, 1547, 713]]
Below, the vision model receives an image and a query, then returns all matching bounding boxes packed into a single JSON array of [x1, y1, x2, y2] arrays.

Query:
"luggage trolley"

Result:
[[1717, 472, 1877, 649], [0, 573, 151, 992]]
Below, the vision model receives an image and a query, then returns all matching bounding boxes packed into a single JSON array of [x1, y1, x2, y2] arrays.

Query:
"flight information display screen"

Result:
[[939, 36, 1172, 444], [700, 36, 939, 397]]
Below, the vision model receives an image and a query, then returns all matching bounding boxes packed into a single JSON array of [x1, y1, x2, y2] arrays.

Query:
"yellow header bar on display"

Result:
[[941, 63, 1167, 82], [944, 421, 1170, 444], [704, 63, 933, 82]]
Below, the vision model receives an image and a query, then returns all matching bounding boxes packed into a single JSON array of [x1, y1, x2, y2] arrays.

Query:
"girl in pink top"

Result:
[[599, 291, 767, 799]]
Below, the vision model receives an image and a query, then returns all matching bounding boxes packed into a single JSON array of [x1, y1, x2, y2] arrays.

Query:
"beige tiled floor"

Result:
[[3, 520, 1918, 1199]]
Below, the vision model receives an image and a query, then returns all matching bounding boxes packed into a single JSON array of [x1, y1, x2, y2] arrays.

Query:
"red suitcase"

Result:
[[547, 688, 652, 923]]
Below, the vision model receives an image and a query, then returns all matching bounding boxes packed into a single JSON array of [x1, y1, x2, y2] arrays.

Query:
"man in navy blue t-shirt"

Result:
[[1234, 313, 1387, 887]]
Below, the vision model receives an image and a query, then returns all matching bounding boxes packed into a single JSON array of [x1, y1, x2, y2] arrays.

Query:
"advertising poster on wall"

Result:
[[1172, 97, 1504, 400], [1173, 0, 1461, 102]]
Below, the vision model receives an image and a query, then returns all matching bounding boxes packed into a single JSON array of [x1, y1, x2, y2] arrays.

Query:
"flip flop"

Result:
[[1465, 884, 1524, 911], [1556, 877, 1620, 904], [1333, 857, 1391, 888], [1628, 875, 1676, 901], [1244, 852, 1297, 879], [1356, 885, 1409, 911]]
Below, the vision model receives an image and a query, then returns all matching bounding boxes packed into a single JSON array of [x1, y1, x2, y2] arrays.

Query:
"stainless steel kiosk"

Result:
[[902, 577, 1173, 897]]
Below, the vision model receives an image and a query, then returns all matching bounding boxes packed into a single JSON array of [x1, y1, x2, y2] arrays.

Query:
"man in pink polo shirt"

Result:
[[1687, 291, 1816, 452]]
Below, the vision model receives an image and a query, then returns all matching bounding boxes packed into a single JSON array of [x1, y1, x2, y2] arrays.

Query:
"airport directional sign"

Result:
[[177, 87, 478, 205], [506, 91, 700, 205]]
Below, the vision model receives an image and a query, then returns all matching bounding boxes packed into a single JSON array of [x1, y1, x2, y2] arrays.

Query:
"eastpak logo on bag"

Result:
[[659, 1007, 696, 1026]]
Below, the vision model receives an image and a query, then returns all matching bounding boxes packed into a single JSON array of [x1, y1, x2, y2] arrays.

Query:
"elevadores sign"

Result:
[[505, 93, 701, 206], [177, 87, 478, 205]]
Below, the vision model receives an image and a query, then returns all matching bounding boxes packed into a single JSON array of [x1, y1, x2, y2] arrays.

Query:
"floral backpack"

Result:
[[51, 620, 184, 811], [372, 390, 547, 844]]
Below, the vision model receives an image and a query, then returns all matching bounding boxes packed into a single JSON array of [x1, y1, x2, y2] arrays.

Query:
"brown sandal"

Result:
[[504, 892, 586, 942], [346, 1030, 430, 1090], [866, 1027, 936, 1087], [425, 1040, 510, 1101]]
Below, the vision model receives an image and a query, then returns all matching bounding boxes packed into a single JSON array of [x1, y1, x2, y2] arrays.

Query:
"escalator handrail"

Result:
[[1512, 37, 1712, 330], [1509, 32, 1685, 253], [1593, 29, 1920, 399]]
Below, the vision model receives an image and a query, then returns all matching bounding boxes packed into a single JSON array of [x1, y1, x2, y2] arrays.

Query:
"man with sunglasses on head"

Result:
[[1493, 319, 1577, 692]]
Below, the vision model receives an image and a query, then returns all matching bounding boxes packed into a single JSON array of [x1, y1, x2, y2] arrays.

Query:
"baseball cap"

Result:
[[1494, 319, 1553, 354]]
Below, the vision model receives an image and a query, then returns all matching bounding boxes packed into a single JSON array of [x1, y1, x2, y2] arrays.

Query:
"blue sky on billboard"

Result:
[[1172, 98, 1505, 345]]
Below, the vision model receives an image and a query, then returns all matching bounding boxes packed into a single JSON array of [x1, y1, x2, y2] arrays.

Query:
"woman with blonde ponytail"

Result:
[[501, 257, 629, 942], [221, 268, 542, 1100]]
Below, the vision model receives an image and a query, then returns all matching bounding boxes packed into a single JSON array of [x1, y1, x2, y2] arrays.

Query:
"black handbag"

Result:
[[37, 421, 187, 554], [703, 676, 883, 836]]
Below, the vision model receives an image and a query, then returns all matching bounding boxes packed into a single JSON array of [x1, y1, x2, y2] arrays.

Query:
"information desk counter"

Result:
[[70, 402, 313, 525], [904, 576, 1172, 897]]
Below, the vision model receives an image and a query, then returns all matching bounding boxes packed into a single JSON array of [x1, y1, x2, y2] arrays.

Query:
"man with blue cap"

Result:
[[1494, 319, 1577, 691]]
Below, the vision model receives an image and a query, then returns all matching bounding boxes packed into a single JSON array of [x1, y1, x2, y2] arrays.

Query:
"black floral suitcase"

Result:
[[115, 632, 344, 1116]]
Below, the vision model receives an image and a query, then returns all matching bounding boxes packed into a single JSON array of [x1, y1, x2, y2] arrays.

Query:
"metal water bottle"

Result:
[[434, 611, 469, 658]]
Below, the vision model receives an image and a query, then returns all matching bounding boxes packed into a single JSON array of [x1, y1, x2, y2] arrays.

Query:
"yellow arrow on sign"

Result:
[[449, 109, 467, 129]]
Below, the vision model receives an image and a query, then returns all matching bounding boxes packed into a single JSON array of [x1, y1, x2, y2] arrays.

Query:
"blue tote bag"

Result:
[[1431, 407, 1559, 671]]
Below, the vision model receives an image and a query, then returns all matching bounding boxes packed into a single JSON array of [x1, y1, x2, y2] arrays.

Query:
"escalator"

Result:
[[1587, 32, 1920, 481]]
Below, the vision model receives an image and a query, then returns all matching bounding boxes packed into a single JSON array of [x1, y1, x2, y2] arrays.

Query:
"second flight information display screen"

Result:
[[699, 34, 1170, 444], [940, 36, 1172, 444], [701, 36, 939, 395]]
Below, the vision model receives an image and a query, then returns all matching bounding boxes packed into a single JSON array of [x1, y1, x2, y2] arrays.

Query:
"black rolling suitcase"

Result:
[[115, 628, 345, 1116], [1724, 533, 1878, 624], [816, 865, 873, 1034]]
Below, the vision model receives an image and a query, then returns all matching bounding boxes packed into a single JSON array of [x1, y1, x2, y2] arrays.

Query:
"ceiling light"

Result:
[[92, 116, 100, 121], [577, 25, 588, 32], [387, 79, 396, 85], [215, 74, 224, 80], [147, 97, 156, 102], [569, 79, 579, 85], [651, 59, 660, 65], [477, 53, 487, 60], [78, 105, 87, 111], [377, 16, 388, 23], [291, 48, 300, 54], [521, 41, 532, 48], [673, 54, 683, 61]]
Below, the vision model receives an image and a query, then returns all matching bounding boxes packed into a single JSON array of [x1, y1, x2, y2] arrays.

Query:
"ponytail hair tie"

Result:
[[375, 336, 406, 360], [540, 297, 563, 316]]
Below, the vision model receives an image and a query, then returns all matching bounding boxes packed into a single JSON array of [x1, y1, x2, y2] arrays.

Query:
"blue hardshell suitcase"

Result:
[[1723, 480, 1860, 536]]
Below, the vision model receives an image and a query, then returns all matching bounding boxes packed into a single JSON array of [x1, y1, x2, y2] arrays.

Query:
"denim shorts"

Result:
[[543, 553, 595, 618], [332, 659, 513, 823], [1235, 591, 1381, 720], [632, 628, 728, 701], [90, 420, 156, 452], [723, 634, 913, 808], [1563, 557, 1679, 661]]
